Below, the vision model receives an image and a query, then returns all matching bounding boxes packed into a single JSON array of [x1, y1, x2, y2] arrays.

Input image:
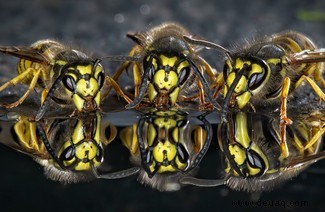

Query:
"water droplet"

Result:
[[114, 13, 125, 23], [140, 4, 151, 15]]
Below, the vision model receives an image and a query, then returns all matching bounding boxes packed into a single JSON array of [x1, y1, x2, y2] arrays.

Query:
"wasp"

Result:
[[119, 109, 213, 191], [106, 22, 224, 111], [0, 112, 139, 183], [181, 111, 325, 192], [185, 32, 325, 113], [185, 31, 325, 158], [0, 39, 106, 120]]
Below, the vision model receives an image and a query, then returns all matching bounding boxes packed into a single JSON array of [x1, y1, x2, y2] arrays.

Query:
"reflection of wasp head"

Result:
[[0, 39, 105, 120], [109, 22, 221, 110], [120, 110, 212, 191], [217, 112, 325, 192], [0, 113, 119, 183]]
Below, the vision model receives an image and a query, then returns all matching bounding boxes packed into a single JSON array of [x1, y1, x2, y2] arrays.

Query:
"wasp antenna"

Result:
[[180, 176, 225, 187], [187, 58, 221, 110], [221, 65, 248, 122], [124, 60, 151, 109], [100, 55, 140, 62], [183, 36, 230, 54], [93, 166, 140, 179], [35, 67, 69, 121], [36, 121, 65, 169], [137, 116, 155, 177]]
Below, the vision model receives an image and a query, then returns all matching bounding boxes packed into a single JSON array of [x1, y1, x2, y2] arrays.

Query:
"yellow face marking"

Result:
[[235, 112, 250, 148], [229, 145, 246, 165], [157, 165, 176, 173], [148, 83, 158, 103], [159, 55, 178, 67], [153, 69, 178, 90], [172, 127, 179, 143], [154, 117, 177, 129], [72, 94, 85, 112], [152, 141, 177, 163], [94, 92, 100, 109], [72, 120, 84, 144], [175, 157, 187, 170], [169, 87, 180, 106], [75, 162, 91, 171], [247, 164, 262, 176], [226, 72, 248, 94], [76, 65, 93, 75], [235, 58, 250, 70], [176, 61, 190, 74], [248, 63, 263, 78], [147, 123, 157, 147], [151, 57, 158, 70], [75, 142, 98, 160], [236, 92, 251, 109], [75, 78, 99, 96]]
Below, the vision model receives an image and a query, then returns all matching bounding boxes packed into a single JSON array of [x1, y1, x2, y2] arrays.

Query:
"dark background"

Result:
[[0, 0, 324, 211]]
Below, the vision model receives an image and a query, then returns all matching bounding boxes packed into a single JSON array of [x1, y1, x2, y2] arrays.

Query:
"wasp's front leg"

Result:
[[1, 68, 41, 108], [279, 77, 292, 159]]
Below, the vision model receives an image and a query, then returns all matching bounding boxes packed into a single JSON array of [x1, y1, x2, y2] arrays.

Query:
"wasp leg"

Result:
[[14, 116, 45, 152], [198, 56, 224, 98], [303, 126, 325, 151], [41, 89, 49, 105], [105, 76, 133, 104], [131, 63, 141, 98], [120, 123, 139, 155], [279, 77, 292, 159], [192, 126, 206, 153], [313, 63, 325, 88], [102, 46, 141, 101], [197, 58, 213, 106], [1, 68, 41, 108], [101, 60, 132, 102], [295, 75, 325, 101], [194, 57, 222, 110], [101, 123, 117, 146]]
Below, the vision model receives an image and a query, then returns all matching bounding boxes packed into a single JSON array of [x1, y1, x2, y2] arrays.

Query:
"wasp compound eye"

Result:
[[95, 146, 104, 162], [97, 71, 105, 89], [247, 150, 264, 170], [60, 145, 75, 161], [62, 75, 76, 92], [178, 67, 190, 86], [177, 143, 189, 164], [247, 66, 267, 91]]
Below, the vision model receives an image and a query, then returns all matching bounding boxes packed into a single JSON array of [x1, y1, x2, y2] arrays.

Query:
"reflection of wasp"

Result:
[[185, 32, 325, 118], [182, 112, 325, 192], [119, 110, 213, 191], [0, 40, 105, 120], [0, 112, 137, 182], [107, 22, 223, 110]]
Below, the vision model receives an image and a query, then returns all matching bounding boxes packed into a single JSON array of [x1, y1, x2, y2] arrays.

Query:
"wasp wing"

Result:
[[0, 46, 50, 65], [287, 48, 325, 64]]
